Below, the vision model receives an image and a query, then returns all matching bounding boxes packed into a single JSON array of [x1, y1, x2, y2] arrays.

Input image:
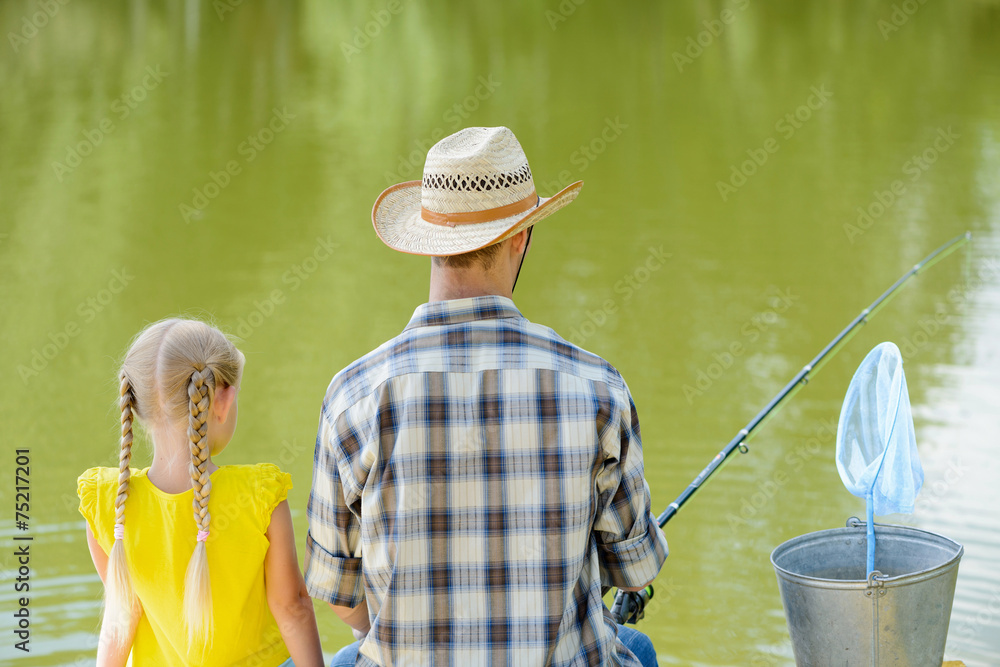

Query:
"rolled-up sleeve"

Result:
[[304, 401, 367, 608], [593, 391, 668, 589]]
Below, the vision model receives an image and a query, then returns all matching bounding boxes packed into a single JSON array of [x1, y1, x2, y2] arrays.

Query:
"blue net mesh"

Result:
[[836, 341, 923, 576], [836, 341, 923, 515]]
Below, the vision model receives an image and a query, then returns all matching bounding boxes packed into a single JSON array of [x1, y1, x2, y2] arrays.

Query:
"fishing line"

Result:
[[611, 231, 972, 624]]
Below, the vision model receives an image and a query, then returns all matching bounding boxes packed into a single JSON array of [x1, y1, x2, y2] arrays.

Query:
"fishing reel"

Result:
[[610, 585, 654, 625]]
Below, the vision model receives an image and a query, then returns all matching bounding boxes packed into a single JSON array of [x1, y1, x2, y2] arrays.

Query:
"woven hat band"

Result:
[[421, 191, 538, 228]]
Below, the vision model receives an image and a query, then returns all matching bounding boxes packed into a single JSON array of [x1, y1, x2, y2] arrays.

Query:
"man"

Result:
[[305, 126, 668, 666]]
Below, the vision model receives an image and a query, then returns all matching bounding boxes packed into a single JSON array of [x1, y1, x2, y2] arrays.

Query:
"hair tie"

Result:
[[196, 530, 210, 542], [114, 524, 125, 541]]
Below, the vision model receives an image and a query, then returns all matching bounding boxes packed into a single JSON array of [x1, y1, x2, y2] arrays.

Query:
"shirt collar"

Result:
[[404, 295, 524, 331]]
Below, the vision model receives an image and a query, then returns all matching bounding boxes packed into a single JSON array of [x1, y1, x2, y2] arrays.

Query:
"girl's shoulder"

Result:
[[77, 467, 108, 515], [78, 465, 115, 489], [76, 467, 137, 545], [78, 465, 124, 481], [77, 466, 153, 517], [77, 466, 138, 499], [215, 463, 293, 531], [216, 462, 291, 488]]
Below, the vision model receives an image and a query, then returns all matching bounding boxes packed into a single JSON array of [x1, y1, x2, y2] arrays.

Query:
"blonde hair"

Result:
[[104, 318, 244, 648]]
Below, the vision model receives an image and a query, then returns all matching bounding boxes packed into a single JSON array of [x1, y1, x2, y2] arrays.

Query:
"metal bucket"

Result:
[[770, 519, 963, 666]]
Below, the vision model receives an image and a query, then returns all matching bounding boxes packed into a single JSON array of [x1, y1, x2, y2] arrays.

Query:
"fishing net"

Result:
[[836, 341, 923, 575]]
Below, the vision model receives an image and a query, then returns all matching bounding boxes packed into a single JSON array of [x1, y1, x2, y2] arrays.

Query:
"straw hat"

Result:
[[372, 126, 583, 256]]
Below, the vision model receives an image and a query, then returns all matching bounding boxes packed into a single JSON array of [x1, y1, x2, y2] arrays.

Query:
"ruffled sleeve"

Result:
[[256, 463, 293, 533], [77, 467, 107, 547]]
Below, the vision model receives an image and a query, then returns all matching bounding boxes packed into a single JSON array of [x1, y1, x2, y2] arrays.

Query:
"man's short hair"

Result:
[[432, 242, 503, 269]]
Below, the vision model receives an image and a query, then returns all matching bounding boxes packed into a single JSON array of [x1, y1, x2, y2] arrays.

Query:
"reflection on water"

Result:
[[1, 1, 999, 665]]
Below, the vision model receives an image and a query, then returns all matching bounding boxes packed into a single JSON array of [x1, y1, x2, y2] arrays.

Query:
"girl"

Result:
[[77, 318, 324, 667]]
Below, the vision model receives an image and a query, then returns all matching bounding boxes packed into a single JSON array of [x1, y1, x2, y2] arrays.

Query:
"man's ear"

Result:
[[510, 229, 530, 256], [213, 384, 237, 423]]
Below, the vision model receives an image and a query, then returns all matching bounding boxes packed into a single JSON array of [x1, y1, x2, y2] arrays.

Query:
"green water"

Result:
[[2, 1, 1000, 665]]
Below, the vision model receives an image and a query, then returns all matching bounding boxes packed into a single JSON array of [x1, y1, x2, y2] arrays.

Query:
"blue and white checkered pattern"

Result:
[[305, 296, 668, 666]]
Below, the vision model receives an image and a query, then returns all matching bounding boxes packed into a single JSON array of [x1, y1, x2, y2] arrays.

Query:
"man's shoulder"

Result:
[[520, 318, 630, 394], [321, 314, 633, 420], [323, 334, 407, 416]]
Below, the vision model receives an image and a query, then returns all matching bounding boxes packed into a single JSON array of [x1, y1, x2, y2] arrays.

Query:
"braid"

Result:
[[188, 367, 213, 537], [182, 366, 214, 646], [116, 375, 134, 530], [103, 373, 138, 645]]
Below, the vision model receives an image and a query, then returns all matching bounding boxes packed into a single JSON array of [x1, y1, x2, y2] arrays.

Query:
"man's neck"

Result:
[[428, 266, 513, 302]]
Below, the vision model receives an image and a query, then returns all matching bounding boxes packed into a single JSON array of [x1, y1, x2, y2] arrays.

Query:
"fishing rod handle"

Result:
[[611, 586, 654, 625]]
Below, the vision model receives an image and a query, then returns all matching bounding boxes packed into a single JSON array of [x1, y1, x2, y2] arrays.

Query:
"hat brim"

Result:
[[372, 180, 583, 256]]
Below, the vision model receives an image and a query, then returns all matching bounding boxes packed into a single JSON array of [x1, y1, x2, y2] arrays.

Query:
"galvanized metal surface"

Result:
[[771, 522, 963, 666]]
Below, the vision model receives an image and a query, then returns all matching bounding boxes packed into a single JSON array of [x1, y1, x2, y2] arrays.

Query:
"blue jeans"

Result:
[[618, 624, 659, 666], [328, 624, 658, 666], [328, 644, 358, 667]]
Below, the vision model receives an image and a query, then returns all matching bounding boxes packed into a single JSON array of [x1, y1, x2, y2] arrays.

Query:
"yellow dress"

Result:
[[77, 463, 294, 667]]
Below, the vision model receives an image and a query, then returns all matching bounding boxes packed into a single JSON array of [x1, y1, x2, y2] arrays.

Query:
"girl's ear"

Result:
[[213, 384, 237, 423]]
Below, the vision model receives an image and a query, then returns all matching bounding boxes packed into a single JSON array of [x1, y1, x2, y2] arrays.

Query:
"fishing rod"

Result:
[[611, 231, 972, 625]]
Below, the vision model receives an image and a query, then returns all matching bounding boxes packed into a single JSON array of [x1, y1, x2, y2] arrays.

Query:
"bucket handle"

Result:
[[865, 569, 888, 596], [846, 516, 890, 531]]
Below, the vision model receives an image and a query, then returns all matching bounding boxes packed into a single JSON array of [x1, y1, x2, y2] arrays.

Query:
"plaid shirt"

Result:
[[305, 296, 668, 666]]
